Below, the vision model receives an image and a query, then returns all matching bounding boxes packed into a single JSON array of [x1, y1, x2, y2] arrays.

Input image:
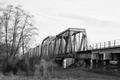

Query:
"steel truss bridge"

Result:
[[41, 28, 120, 67]]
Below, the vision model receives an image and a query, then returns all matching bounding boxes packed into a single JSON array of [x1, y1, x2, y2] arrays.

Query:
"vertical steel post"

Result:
[[73, 34, 76, 52], [69, 33, 73, 53], [108, 41, 111, 47], [96, 43, 98, 49], [78, 32, 81, 51], [79, 34, 84, 51], [100, 43, 101, 49], [104, 42, 105, 48], [114, 40, 116, 47], [64, 36, 68, 54], [53, 38, 57, 56]]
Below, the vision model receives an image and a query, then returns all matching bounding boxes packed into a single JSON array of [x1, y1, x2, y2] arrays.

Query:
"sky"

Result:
[[0, 0, 120, 47]]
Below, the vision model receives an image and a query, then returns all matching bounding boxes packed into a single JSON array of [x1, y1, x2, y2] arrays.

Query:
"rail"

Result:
[[88, 39, 120, 50]]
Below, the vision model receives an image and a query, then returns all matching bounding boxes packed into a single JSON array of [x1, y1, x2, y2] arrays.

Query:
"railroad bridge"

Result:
[[41, 28, 120, 68]]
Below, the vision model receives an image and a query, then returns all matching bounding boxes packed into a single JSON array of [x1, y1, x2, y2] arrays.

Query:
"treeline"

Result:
[[0, 5, 38, 75]]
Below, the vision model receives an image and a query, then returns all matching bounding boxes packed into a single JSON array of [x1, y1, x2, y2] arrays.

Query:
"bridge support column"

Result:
[[63, 59, 67, 68], [62, 58, 75, 68], [90, 59, 97, 69], [103, 53, 111, 66], [84, 59, 91, 68], [90, 53, 99, 69], [104, 60, 110, 66], [90, 59, 93, 69]]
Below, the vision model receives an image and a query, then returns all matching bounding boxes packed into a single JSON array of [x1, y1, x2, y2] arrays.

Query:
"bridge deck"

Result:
[[56, 39, 120, 59]]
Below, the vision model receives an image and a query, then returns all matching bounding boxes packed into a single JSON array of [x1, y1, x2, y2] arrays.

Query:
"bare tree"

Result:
[[0, 5, 38, 67]]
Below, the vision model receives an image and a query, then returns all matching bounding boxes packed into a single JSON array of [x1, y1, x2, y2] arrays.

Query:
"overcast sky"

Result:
[[1, 0, 120, 46]]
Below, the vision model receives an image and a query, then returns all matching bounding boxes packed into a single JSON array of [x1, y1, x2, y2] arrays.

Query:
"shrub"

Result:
[[33, 59, 58, 79]]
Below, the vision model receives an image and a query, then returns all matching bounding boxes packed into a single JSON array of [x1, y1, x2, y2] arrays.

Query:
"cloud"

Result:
[[57, 14, 120, 28]]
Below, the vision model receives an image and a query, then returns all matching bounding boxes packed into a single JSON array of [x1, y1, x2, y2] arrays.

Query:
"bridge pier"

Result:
[[90, 59, 96, 69], [62, 58, 75, 68], [90, 53, 99, 69], [55, 57, 75, 68], [84, 59, 91, 67], [90, 52, 112, 69]]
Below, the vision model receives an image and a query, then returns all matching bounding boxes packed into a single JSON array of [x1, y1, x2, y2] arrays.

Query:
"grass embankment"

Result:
[[0, 67, 120, 80], [0, 59, 120, 80]]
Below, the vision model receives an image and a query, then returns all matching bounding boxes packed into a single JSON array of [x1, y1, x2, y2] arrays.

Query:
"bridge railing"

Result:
[[88, 39, 120, 50]]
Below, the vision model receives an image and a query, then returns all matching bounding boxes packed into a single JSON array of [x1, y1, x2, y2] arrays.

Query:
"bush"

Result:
[[34, 59, 58, 79], [1, 56, 34, 76]]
